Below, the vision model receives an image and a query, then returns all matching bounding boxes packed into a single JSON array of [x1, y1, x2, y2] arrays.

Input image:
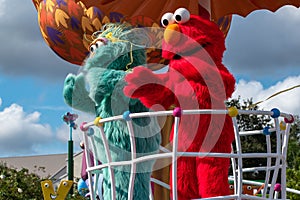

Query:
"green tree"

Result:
[[0, 162, 43, 200], [286, 115, 300, 199], [0, 162, 87, 200]]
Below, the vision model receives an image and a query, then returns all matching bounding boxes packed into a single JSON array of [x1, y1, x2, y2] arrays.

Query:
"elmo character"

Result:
[[124, 8, 235, 199]]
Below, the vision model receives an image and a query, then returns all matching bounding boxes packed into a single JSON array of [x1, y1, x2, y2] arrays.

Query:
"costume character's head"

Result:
[[161, 8, 225, 65]]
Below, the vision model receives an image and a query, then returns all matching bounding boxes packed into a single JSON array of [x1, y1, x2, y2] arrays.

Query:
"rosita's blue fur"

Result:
[[63, 23, 161, 199]]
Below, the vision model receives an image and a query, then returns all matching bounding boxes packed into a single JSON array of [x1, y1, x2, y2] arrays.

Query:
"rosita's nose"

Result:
[[164, 24, 181, 45]]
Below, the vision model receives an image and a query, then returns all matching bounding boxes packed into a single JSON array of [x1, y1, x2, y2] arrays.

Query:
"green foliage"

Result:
[[286, 115, 300, 199], [226, 96, 272, 131], [0, 163, 89, 199], [287, 168, 300, 199], [286, 115, 300, 170], [0, 162, 43, 200]]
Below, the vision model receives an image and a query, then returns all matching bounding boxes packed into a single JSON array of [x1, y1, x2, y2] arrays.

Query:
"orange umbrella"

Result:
[[32, 0, 300, 66], [210, 0, 300, 21]]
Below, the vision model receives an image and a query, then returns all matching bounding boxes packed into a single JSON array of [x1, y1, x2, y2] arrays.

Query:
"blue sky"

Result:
[[0, 1, 299, 157]]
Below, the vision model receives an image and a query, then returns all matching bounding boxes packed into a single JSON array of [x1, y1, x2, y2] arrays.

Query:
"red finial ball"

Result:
[[173, 107, 182, 117], [274, 183, 281, 192], [284, 114, 294, 123], [80, 122, 88, 131]]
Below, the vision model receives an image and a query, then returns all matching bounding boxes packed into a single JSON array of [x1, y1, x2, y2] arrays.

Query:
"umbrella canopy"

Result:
[[32, 0, 300, 66], [210, 0, 300, 21]]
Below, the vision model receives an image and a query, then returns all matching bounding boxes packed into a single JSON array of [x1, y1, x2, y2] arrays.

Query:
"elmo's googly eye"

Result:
[[174, 8, 190, 24], [247, 186, 252, 190], [90, 44, 96, 53], [161, 12, 175, 27], [229, 185, 234, 189]]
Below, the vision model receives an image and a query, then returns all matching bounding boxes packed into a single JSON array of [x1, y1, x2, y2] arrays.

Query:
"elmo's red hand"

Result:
[[124, 67, 176, 109], [124, 67, 162, 97]]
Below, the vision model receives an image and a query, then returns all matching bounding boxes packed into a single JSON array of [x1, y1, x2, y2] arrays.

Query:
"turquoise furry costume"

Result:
[[63, 23, 161, 199]]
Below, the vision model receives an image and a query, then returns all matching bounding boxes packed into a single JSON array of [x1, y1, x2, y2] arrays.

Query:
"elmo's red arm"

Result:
[[124, 67, 176, 110]]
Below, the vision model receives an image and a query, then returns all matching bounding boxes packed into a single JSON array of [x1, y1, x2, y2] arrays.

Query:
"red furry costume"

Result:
[[124, 8, 235, 199]]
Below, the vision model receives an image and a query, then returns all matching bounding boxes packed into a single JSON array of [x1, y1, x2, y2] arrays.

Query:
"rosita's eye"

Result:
[[89, 37, 107, 53], [161, 12, 174, 27], [174, 8, 190, 24], [90, 44, 96, 53], [95, 41, 103, 48]]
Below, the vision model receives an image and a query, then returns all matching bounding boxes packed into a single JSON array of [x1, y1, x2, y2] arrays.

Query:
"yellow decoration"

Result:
[[280, 121, 286, 131], [45, 0, 55, 13], [81, 16, 93, 32], [92, 18, 102, 30], [86, 7, 95, 19], [228, 107, 239, 117], [55, 9, 70, 28], [102, 16, 110, 25], [41, 180, 73, 200], [94, 116, 103, 126]]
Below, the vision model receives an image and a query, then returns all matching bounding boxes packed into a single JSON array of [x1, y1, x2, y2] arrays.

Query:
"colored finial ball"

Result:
[[87, 128, 94, 136], [80, 122, 89, 131], [123, 111, 131, 121], [271, 108, 280, 118], [94, 117, 103, 126], [173, 107, 182, 117], [284, 114, 294, 123], [228, 107, 238, 117], [280, 121, 286, 131], [263, 126, 271, 135], [274, 183, 281, 192]]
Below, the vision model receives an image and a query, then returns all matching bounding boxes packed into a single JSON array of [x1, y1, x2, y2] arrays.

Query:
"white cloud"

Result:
[[232, 76, 300, 116], [0, 102, 53, 155], [224, 6, 300, 82], [0, 0, 5, 17], [0, 97, 2, 107]]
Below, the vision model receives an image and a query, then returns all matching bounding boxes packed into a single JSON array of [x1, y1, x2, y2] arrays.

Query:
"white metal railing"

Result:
[[79, 107, 298, 200]]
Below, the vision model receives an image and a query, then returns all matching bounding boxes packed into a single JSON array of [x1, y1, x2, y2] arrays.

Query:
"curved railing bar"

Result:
[[171, 116, 180, 200], [262, 134, 272, 198], [269, 118, 281, 198], [97, 126, 116, 199], [82, 131, 97, 200], [126, 120, 136, 200], [281, 123, 291, 199], [82, 109, 293, 129], [232, 117, 243, 197]]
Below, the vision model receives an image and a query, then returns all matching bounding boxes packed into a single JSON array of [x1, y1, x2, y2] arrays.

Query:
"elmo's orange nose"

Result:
[[164, 24, 181, 45]]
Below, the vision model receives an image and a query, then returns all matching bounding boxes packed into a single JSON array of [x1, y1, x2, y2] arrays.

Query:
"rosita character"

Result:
[[63, 23, 161, 199]]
